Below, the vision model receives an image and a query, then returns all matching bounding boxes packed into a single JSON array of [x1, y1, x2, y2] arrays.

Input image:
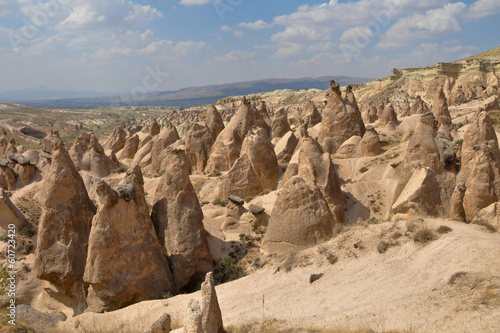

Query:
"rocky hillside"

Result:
[[1, 47, 500, 332]]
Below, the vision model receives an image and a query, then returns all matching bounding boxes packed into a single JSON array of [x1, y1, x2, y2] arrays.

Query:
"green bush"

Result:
[[214, 256, 246, 284]]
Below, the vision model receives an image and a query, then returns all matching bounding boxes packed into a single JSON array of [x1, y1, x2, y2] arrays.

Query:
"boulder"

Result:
[[84, 167, 172, 312], [34, 133, 96, 315], [472, 202, 500, 230], [151, 149, 213, 291], [450, 182, 466, 221], [261, 176, 334, 254]]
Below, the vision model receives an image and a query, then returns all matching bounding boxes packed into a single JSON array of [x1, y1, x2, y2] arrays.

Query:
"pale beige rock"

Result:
[[35, 133, 96, 315], [69, 132, 112, 177], [201, 272, 224, 333], [221, 201, 245, 232], [450, 182, 466, 221], [184, 299, 203, 333], [185, 123, 215, 174], [118, 134, 140, 160], [484, 96, 500, 111], [432, 88, 452, 128], [391, 166, 442, 216], [301, 101, 322, 128], [409, 96, 428, 115], [0, 188, 25, 233], [344, 85, 366, 137], [0, 163, 16, 191], [151, 123, 180, 174], [84, 166, 173, 312], [151, 148, 213, 291], [206, 105, 225, 139], [461, 111, 498, 168], [103, 126, 127, 154], [150, 118, 161, 136], [379, 103, 398, 125], [274, 131, 299, 165], [132, 140, 154, 167], [336, 136, 361, 158], [271, 108, 291, 139], [262, 176, 334, 254], [357, 125, 381, 156], [472, 202, 500, 229], [400, 99, 410, 117]]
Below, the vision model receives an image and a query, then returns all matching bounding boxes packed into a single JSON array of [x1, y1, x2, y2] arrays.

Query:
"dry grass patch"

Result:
[[471, 219, 497, 233]]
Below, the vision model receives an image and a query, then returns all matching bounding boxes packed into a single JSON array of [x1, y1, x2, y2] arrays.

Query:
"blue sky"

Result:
[[0, 0, 499, 94]]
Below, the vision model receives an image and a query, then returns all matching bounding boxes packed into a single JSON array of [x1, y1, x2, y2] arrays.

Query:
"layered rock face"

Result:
[[205, 105, 225, 139], [449, 71, 499, 105], [84, 166, 173, 312], [261, 176, 334, 254], [0, 134, 17, 159], [271, 108, 291, 139], [206, 100, 259, 172], [151, 148, 213, 291], [219, 128, 278, 198], [34, 134, 96, 314], [318, 80, 365, 153], [69, 132, 112, 177], [185, 123, 215, 174]]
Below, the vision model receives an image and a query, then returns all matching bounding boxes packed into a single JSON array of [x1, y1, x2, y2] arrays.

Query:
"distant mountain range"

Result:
[[0, 76, 373, 109]]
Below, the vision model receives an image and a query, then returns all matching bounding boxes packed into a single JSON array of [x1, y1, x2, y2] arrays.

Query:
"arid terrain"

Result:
[[1, 47, 500, 333]]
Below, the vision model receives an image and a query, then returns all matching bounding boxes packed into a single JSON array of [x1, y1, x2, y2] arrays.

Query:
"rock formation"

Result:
[[274, 131, 299, 165], [151, 148, 213, 291], [262, 176, 334, 254], [0, 188, 26, 233], [271, 108, 291, 139], [201, 272, 224, 333], [84, 166, 173, 312], [219, 128, 278, 198], [34, 133, 96, 315], [149, 118, 161, 136], [301, 101, 322, 128], [318, 80, 365, 153], [185, 123, 215, 174], [400, 99, 410, 117], [409, 96, 428, 115], [205, 105, 225, 139], [344, 85, 366, 137], [117, 134, 140, 160], [432, 88, 452, 128], [69, 132, 112, 177], [150, 123, 180, 175], [461, 111, 498, 168], [450, 182, 466, 221], [357, 125, 381, 156], [379, 103, 398, 126], [103, 126, 127, 154]]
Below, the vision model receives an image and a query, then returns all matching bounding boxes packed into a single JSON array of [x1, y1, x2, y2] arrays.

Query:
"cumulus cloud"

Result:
[[238, 20, 273, 30], [465, 0, 500, 19], [210, 50, 256, 62], [180, 0, 216, 5]]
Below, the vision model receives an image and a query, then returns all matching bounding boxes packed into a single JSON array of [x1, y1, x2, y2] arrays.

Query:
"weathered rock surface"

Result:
[[379, 103, 398, 126], [432, 88, 452, 128], [301, 101, 322, 128], [35, 134, 96, 315], [151, 123, 180, 174], [201, 272, 224, 333], [185, 123, 215, 174], [151, 148, 213, 291], [357, 125, 381, 156], [271, 108, 291, 139], [0, 188, 26, 233], [461, 111, 498, 168], [274, 131, 299, 165], [103, 126, 127, 154], [262, 176, 334, 254], [118, 134, 140, 160], [69, 132, 112, 177], [205, 105, 225, 140], [84, 166, 172, 312], [409, 96, 429, 115]]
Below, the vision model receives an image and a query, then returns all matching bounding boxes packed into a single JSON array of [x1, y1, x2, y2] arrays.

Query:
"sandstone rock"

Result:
[[461, 111, 498, 168], [472, 202, 500, 229], [336, 136, 361, 158], [150, 118, 161, 136], [151, 123, 180, 175], [318, 80, 365, 153], [363, 102, 378, 123], [274, 131, 299, 165], [206, 101, 259, 172], [13, 163, 36, 188], [0, 188, 26, 233], [69, 132, 112, 177], [379, 103, 398, 125], [271, 108, 291, 139], [298, 137, 344, 224], [90, 147, 112, 178], [450, 182, 466, 221], [409, 96, 428, 115], [201, 272, 224, 333], [219, 128, 278, 198], [249, 204, 265, 214], [400, 99, 410, 117], [484, 96, 500, 112], [206, 105, 225, 140], [221, 200, 245, 231], [150, 314, 171, 333], [392, 166, 442, 216], [185, 123, 215, 174], [228, 195, 244, 205], [16, 304, 66, 333], [432, 88, 452, 128], [357, 125, 381, 156], [344, 85, 366, 137], [103, 126, 127, 154], [151, 149, 213, 290], [9, 153, 30, 166], [118, 134, 140, 160], [132, 140, 154, 167], [0, 135, 17, 159], [35, 133, 96, 315], [301, 101, 322, 128], [262, 176, 334, 254], [84, 166, 173, 312]]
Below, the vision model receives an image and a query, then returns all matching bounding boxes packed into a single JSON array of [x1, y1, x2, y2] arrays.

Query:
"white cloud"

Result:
[[238, 20, 273, 30], [180, 0, 215, 5], [377, 2, 467, 49], [389, 42, 477, 68], [233, 30, 244, 38], [210, 50, 256, 62], [465, 0, 500, 19], [220, 25, 232, 32]]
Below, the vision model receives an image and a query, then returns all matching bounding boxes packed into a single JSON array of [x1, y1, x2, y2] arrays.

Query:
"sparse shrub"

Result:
[[259, 189, 271, 196], [367, 217, 379, 224], [161, 291, 173, 299], [214, 256, 246, 285], [200, 200, 209, 206], [209, 169, 222, 177], [0, 233, 8, 242], [112, 166, 128, 174], [212, 197, 228, 207], [21, 263, 31, 273], [412, 228, 436, 243], [391, 232, 403, 239], [437, 225, 453, 234], [16, 239, 34, 255], [282, 252, 297, 272], [471, 219, 497, 233], [326, 253, 338, 265], [448, 271, 468, 285], [377, 241, 391, 254], [243, 196, 254, 203], [359, 166, 369, 173]]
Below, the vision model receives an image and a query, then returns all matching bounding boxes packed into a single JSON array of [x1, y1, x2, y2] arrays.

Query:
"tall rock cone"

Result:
[[301, 101, 322, 128], [34, 133, 96, 315], [149, 118, 161, 136], [461, 111, 498, 168], [151, 123, 180, 175], [298, 136, 344, 224], [271, 107, 291, 139], [379, 103, 398, 126], [185, 123, 215, 174], [201, 272, 224, 333], [84, 166, 173, 312], [432, 88, 452, 128], [357, 125, 381, 156], [205, 105, 225, 139], [219, 128, 278, 199], [103, 126, 127, 154], [318, 80, 364, 153], [117, 134, 139, 160], [69, 132, 112, 177], [151, 148, 213, 291], [262, 176, 334, 254], [344, 85, 366, 137], [409, 96, 429, 115], [206, 99, 259, 172]]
